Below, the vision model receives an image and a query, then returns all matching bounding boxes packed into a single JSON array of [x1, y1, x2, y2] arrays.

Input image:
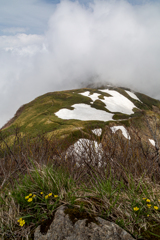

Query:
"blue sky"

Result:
[[0, 0, 159, 35], [0, 0, 160, 127]]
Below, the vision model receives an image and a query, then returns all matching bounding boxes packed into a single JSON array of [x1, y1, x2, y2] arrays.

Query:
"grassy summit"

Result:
[[1, 86, 160, 142]]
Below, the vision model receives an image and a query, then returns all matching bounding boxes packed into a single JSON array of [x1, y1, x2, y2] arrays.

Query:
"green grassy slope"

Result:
[[1, 87, 160, 142]]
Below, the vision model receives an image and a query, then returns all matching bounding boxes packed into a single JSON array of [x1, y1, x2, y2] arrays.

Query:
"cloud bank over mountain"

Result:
[[0, 0, 160, 127]]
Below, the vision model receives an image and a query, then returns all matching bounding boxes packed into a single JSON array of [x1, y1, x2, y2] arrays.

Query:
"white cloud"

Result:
[[0, 0, 160, 128], [0, 34, 44, 54], [2, 27, 27, 34], [0, 0, 56, 35]]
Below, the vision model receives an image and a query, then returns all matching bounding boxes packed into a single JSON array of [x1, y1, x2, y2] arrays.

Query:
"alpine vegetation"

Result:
[[0, 87, 160, 239]]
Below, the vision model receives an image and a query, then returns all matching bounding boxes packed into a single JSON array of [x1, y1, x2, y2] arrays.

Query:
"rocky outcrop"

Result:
[[34, 206, 135, 240]]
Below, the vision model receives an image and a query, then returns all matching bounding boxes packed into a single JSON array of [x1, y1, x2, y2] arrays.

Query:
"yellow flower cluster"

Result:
[[25, 192, 58, 201], [143, 198, 159, 210], [147, 204, 151, 208], [45, 195, 49, 199], [154, 206, 159, 210], [44, 193, 59, 199], [133, 197, 159, 217], [45, 192, 53, 199], [133, 207, 139, 211], [17, 218, 25, 227], [25, 193, 36, 202]]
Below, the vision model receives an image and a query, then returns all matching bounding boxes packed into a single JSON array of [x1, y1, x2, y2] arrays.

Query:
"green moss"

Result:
[[64, 207, 99, 226], [134, 100, 150, 110], [98, 95, 105, 100], [98, 92, 112, 97], [119, 120, 130, 127], [136, 92, 160, 109], [84, 122, 106, 129], [113, 113, 130, 120], [136, 220, 160, 240], [91, 100, 108, 112], [119, 87, 131, 91], [40, 214, 55, 235]]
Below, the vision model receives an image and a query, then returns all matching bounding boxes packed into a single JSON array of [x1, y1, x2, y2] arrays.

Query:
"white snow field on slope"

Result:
[[55, 89, 139, 121], [125, 90, 142, 102], [99, 89, 137, 115], [92, 128, 102, 136], [65, 138, 104, 167], [79, 91, 90, 97], [79, 91, 101, 103], [110, 126, 131, 140], [55, 103, 114, 121]]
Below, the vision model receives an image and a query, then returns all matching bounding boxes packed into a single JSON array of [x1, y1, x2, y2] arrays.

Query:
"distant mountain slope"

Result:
[[1, 86, 160, 144]]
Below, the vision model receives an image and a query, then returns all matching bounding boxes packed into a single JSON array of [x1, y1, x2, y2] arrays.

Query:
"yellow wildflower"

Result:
[[146, 199, 150, 203], [147, 204, 151, 208], [29, 193, 32, 197], [147, 214, 149, 217], [133, 207, 139, 211], [25, 196, 29, 199], [45, 195, 49, 199], [54, 195, 58, 198], [28, 198, 33, 202], [17, 218, 22, 222], [154, 206, 159, 210], [142, 198, 146, 200], [19, 220, 25, 226], [17, 218, 25, 227], [33, 194, 36, 198], [48, 193, 52, 197], [40, 192, 43, 195]]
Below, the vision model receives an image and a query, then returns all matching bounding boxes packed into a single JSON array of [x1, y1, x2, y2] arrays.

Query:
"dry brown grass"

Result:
[[0, 120, 160, 239]]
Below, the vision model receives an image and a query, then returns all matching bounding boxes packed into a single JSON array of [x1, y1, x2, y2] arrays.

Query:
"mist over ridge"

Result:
[[0, 0, 160, 127]]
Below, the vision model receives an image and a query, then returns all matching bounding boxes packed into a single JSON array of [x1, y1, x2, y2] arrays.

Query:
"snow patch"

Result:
[[89, 93, 101, 102], [110, 126, 131, 140], [125, 90, 141, 102], [55, 103, 114, 121], [99, 89, 137, 115], [79, 91, 90, 97], [55, 89, 139, 121], [92, 128, 102, 136], [65, 138, 104, 167], [149, 139, 155, 146], [79, 91, 101, 102]]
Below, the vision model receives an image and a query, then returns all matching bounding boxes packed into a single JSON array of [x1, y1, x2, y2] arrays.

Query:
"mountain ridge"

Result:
[[1, 86, 160, 146]]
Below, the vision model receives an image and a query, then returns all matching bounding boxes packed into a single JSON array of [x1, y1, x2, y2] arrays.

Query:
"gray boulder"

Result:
[[34, 206, 135, 240]]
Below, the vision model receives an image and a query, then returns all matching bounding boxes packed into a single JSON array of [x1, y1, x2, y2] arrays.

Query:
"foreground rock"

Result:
[[34, 206, 135, 240]]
